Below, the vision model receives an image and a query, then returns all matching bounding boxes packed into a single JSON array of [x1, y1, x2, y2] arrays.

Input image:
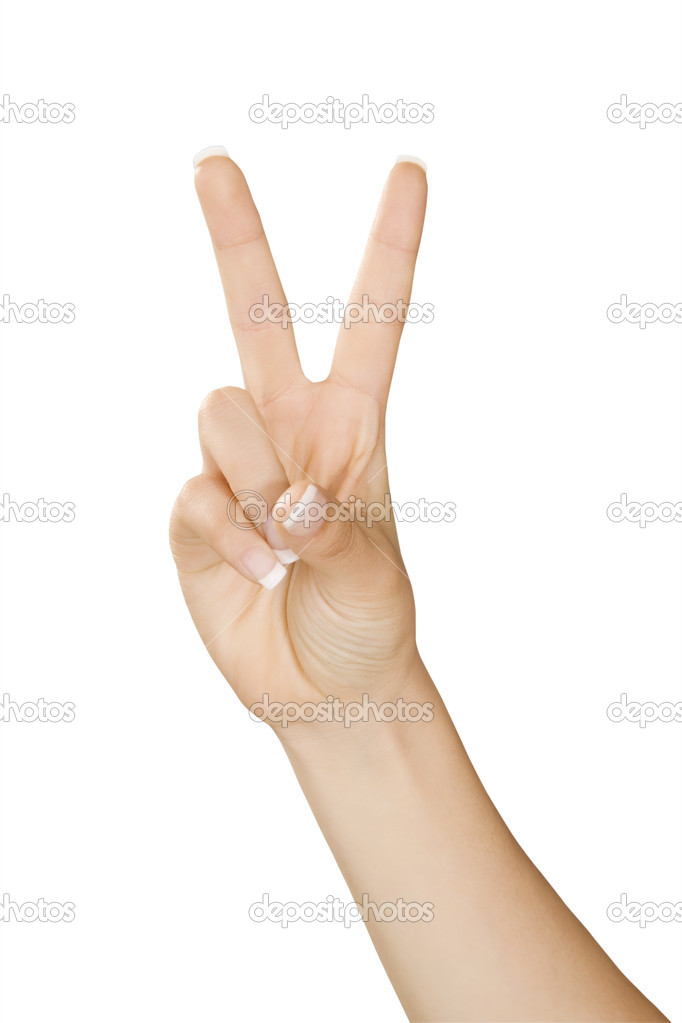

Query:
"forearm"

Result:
[[179, 150, 669, 1022], [279, 662, 667, 1023]]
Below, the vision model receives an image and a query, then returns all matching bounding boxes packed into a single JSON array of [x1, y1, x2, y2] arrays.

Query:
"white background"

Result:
[[1, 1, 681, 1020]]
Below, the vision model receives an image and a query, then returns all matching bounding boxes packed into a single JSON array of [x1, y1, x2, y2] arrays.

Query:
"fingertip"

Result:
[[240, 545, 289, 590], [386, 155, 428, 209], [394, 154, 427, 174], [272, 483, 329, 541], [193, 145, 230, 169]]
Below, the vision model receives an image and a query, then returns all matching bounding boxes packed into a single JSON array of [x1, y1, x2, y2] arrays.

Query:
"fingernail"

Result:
[[263, 515, 299, 564], [193, 145, 230, 168], [395, 154, 427, 173], [280, 484, 325, 537], [273, 548, 299, 565], [241, 546, 288, 590]]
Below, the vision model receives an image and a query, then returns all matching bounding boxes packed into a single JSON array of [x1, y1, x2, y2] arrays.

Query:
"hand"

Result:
[[170, 152, 428, 719], [168, 152, 670, 1023]]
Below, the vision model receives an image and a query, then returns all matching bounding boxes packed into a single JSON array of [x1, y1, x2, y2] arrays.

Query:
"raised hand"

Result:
[[169, 152, 428, 712]]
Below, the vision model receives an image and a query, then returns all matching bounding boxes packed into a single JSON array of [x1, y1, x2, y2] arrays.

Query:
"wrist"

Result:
[[273, 653, 444, 763]]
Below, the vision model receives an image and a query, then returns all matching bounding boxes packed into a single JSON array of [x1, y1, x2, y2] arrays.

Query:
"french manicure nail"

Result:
[[241, 546, 288, 590], [263, 515, 299, 564], [395, 154, 427, 173], [273, 548, 299, 565], [193, 145, 230, 168], [281, 484, 323, 534]]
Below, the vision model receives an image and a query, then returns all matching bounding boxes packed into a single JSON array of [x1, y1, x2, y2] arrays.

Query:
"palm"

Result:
[[267, 378, 386, 497], [171, 153, 427, 711]]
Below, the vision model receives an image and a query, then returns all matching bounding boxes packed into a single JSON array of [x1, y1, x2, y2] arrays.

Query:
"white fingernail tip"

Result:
[[274, 548, 299, 565], [395, 154, 427, 173], [258, 562, 288, 590], [193, 146, 229, 168], [263, 516, 299, 564], [283, 484, 319, 531]]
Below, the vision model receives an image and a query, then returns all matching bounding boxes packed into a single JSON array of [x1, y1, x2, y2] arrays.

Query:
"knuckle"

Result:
[[174, 473, 211, 514], [318, 520, 359, 564], [230, 308, 281, 337], [211, 223, 264, 254], [198, 386, 249, 429]]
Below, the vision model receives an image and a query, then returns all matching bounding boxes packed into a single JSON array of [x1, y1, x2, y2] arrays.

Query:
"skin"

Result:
[[169, 153, 669, 1022]]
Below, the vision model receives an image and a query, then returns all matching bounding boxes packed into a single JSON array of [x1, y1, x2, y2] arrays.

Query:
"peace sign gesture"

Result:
[[170, 150, 428, 715]]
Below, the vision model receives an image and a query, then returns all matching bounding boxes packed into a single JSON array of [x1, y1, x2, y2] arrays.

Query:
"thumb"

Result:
[[265, 482, 371, 581]]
